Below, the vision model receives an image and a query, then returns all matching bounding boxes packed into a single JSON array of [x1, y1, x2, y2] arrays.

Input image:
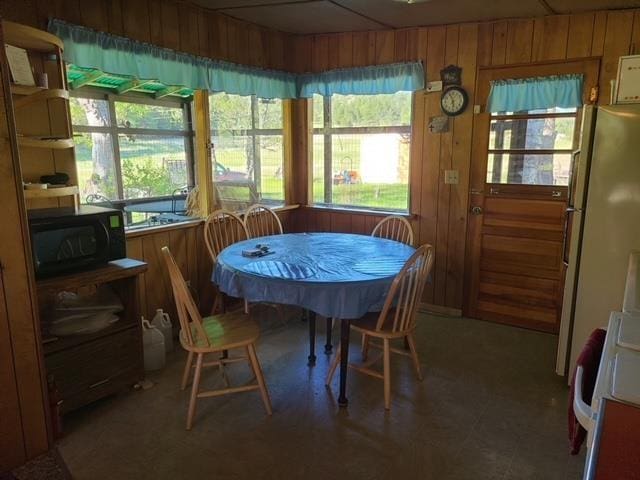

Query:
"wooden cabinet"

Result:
[[37, 259, 148, 414]]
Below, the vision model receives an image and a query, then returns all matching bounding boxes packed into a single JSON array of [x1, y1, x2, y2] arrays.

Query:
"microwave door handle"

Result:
[[567, 150, 580, 209]]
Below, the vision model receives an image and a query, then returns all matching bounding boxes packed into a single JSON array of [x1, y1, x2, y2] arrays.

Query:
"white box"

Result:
[[614, 56, 640, 104]]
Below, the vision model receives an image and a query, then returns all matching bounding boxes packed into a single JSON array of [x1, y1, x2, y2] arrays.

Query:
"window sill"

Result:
[[303, 205, 414, 219], [124, 205, 301, 239]]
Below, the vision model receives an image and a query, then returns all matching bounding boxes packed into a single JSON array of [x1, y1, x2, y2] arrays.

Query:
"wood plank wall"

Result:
[[1, 0, 292, 71], [289, 9, 640, 311]]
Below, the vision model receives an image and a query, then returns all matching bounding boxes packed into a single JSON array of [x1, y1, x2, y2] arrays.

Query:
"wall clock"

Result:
[[440, 86, 468, 117]]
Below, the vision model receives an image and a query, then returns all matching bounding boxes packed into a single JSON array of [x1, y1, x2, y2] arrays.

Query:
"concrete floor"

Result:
[[58, 311, 586, 479]]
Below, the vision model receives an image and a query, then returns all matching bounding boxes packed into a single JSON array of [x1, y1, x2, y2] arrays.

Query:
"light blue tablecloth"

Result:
[[213, 233, 416, 319]]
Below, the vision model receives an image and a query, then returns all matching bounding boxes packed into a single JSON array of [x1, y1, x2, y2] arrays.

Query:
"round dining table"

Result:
[[213, 232, 416, 407]]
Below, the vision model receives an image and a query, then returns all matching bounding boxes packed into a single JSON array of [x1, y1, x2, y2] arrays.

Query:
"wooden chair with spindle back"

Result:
[[162, 246, 272, 429], [243, 204, 283, 238], [325, 244, 435, 410], [371, 215, 414, 246], [204, 209, 248, 314]]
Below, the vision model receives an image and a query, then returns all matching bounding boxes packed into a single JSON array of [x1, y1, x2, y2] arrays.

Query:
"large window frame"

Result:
[[70, 90, 195, 211], [312, 94, 412, 213]]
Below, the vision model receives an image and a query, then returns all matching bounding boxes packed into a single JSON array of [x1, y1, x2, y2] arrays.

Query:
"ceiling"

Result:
[[189, 0, 640, 34]]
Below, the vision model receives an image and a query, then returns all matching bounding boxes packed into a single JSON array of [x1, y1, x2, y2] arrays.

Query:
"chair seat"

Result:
[[180, 310, 260, 352], [350, 311, 409, 339]]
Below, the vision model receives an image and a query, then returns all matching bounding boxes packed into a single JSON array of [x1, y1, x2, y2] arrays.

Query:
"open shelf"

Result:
[[42, 320, 136, 356], [24, 185, 78, 200], [13, 88, 69, 108], [17, 136, 74, 149], [2, 20, 63, 53]]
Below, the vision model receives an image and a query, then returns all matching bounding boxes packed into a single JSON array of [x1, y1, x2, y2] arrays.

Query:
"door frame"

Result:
[[462, 58, 601, 322]]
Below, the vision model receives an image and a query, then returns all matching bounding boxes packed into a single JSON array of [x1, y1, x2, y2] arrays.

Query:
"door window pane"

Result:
[[489, 117, 576, 150], [487, 152, 571, 185]]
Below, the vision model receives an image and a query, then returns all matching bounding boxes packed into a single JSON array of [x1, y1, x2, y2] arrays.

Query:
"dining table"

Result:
[[213, 232, 416, 407]]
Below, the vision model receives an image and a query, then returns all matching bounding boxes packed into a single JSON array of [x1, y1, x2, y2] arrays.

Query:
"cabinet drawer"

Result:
[[46, 327, 142, 412]]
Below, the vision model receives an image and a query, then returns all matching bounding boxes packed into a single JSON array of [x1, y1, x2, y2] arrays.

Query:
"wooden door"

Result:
[[463, 59, 600, 333]]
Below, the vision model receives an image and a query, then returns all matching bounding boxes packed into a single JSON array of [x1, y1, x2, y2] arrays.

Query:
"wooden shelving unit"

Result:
[[3, 20, 79, 209]]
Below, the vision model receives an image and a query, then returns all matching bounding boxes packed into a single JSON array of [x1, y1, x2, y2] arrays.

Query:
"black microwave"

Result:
[[28, 205, 127, 279]]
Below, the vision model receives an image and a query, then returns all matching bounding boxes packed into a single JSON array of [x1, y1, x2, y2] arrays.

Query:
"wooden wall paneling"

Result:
[[491, 21, 508, 66], [267, 31, 284, 70], [337, 33, 354, 68], [631, 10, 640, 55], [419, 26, 446, 302], [351, 214, 366, 234], [599, 11, 634, 103], [226, 17, 249, 65], [249, 29, 266, 67], [178, 5, 200, 55], [141, 231, 172, 318], [477, 22, 494, 67], [445, 23, 477, 308], [351, 31, 369, 67], [591, 11, 608, 56], [106, 0, 124, 36], [532, 15, 570, 62], [195, 224, 214, 313], [375, 30, 395, 64], [80, 0, 108, 32], [313, 35, 330, 72], [506, 19, 534, 64], [328, 35, 340, 69], [149, 2, 164, 46], [567, 12, 596, 58], [197, 10, 210, 58], [433, 25, 459, 305], [394, 29, 409, 62], [122, 0, 150, 43], [208, 12, 227, 61], [330, 211, 352, 232]]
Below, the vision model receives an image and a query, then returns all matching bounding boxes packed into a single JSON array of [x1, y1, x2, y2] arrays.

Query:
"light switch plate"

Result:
[[426, 80, 443, 92], [473, 105, 482, 114], [444, 170, 459, 184]]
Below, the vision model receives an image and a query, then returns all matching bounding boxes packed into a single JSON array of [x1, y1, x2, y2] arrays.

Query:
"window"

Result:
[[209, 93, 284, 211], [487, 107, 577, 185], [311, 92, 412, 212], [70, 93, 194, 228]]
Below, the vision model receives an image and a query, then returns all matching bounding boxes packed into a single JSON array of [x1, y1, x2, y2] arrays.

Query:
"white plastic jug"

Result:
[[152, 309, 173, 353], [142, 318, 165, 371]]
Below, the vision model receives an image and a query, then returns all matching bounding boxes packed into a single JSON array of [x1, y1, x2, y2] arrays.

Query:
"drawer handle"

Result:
[[89, 378, 111, 389]]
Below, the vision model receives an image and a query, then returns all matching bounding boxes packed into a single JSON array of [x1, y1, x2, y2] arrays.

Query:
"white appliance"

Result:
[[556, 104, 640, 376]]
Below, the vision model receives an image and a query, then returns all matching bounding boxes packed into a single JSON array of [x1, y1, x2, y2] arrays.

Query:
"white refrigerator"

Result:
[[556, 104, 640, 377]]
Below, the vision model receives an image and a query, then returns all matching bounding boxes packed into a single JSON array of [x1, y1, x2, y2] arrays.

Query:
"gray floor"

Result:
[[58, 310, 586, 479]]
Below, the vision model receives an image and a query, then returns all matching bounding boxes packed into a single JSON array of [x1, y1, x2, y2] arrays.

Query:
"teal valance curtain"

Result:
[[48, 19, 425, 100], [297, 62, 424, 98], [487, 74, 584, 113], [48, 19, 298, 99]]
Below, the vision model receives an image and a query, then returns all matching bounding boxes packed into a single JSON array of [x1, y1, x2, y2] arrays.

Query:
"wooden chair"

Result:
[[204, 209, 248, 314], [371, 215, 414, 246], [161, 246, 272, 429], [243, 204, 283, 238], [325, 244, 435, 410]]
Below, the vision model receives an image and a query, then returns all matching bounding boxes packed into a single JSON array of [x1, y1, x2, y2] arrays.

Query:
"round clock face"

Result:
[[441, 86, 468, 116]]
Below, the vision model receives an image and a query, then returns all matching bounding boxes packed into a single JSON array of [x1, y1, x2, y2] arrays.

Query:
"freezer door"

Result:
[[556, 106, 597, 376], [568, 105, 640, 374]]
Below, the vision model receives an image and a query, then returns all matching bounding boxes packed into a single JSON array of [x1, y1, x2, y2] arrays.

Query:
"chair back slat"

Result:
[[162, 247, 210, 349], [375, 244, 434, 334], [244, 204, 283, 238], [204, 210, 248, 263], [371, 215, 414, 246]]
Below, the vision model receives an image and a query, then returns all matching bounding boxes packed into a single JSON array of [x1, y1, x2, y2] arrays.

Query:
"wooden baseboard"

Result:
[[418, 303, 462, 317]]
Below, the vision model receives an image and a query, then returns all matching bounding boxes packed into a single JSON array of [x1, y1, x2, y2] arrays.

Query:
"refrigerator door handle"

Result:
[[567, 149, 581, 208], [562, 207, 574, 265]]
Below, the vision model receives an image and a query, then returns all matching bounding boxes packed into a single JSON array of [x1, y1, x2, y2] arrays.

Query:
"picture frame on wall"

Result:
[[614, 55, 640, 104]]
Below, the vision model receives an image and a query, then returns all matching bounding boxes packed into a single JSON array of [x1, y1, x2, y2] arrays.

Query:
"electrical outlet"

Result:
[[444, 170, 459, 185], [473, 105, 482, 114], [426, 80, 443, 92], [185, 280, 191, 287]]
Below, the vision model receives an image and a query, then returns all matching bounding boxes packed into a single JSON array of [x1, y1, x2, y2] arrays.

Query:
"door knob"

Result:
[[470, 206, 483, 215]]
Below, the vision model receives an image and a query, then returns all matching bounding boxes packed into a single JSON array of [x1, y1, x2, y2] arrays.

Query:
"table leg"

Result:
[[308, 311, 316, 366], [324, 317, 333, 354], [338, 319, 350, 407]]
